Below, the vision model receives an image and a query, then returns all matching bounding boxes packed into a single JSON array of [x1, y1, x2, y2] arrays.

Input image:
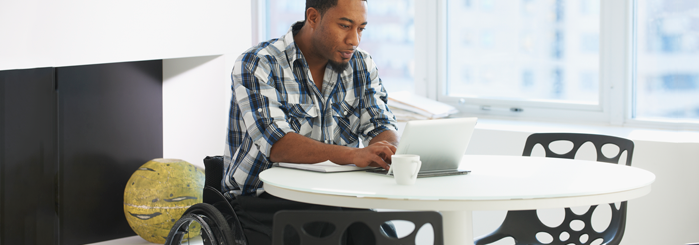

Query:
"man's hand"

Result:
[[350, 140, 397, 170]]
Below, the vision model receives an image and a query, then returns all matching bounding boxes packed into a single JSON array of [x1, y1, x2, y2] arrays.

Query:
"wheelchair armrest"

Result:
[[203, 156, 225, 191]]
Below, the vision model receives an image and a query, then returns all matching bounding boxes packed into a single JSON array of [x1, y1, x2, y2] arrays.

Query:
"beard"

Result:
[[328, 59, 350, 73]]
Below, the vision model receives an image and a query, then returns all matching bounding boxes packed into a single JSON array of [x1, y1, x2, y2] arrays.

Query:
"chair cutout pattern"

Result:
[[272, 210, 444, 245], [474, 133, 634, 245]]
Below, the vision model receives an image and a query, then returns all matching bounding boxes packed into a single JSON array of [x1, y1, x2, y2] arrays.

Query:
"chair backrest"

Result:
[[202, 155, 248, 245], [475, 202, 629, 245], [522, 132, 634, 166], [475, 133, 635, 245], [203, 156, 225, 197], [272, 210, 443, 245]]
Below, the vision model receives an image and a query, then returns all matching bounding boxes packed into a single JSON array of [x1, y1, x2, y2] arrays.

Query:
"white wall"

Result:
[[625, 141, 699, 245], [0, 0, 242, 70], [162, 54, 240, 168]]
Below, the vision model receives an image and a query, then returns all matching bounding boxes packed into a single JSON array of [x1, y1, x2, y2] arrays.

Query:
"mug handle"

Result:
[[412, 160, 422, 178]]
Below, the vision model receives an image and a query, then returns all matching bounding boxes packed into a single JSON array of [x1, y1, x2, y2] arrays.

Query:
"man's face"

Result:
[[311, 0, 368, 73]]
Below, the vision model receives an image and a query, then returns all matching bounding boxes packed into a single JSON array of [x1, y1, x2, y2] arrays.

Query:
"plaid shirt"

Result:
[[223, 22, 398, 197]]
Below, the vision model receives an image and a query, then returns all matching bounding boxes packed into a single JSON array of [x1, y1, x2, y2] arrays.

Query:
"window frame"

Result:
[[423, 0, 699, 131], [250, 0, 268, 46], [417, 0, 619, 125]]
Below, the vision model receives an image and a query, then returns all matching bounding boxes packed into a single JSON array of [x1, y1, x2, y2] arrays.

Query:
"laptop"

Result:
[[367, 117, 477, 177]]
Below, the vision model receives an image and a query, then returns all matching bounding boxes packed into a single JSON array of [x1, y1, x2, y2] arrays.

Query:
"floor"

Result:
[[87, 220, 434, 244], [86, 236, 162, 245]]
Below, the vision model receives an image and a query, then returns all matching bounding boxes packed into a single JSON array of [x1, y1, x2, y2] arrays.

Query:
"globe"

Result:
[[123, 158, 205, 244]]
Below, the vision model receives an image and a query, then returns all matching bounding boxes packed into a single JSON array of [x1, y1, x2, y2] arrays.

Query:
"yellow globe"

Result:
[[123, 158, 205, 244]]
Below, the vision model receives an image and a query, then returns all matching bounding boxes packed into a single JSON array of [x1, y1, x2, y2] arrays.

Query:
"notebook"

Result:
[[278, 160, 373, 172], [367, 117, 477, 177]]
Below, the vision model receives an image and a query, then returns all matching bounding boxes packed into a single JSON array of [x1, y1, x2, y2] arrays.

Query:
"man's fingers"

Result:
[[355, 142, 396, 169], [388, 144, 397, 154], [371, 155, 389, 170], [380, 145, 395, 163], [367, 146, 392, 166], [378, 141, 397, 153]]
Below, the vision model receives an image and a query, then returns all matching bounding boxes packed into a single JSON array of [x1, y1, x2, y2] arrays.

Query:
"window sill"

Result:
[[396, 116, 699, 144], [471, 118, 699, 144]]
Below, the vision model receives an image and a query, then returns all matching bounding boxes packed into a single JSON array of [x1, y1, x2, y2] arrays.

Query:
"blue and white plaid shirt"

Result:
[[223, 22, 398, 197]]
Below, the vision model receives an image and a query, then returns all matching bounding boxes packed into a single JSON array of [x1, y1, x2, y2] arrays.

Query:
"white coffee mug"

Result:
[[391, 154, 422, 185]]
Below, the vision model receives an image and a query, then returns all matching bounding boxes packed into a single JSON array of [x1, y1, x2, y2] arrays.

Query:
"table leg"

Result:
[[441, 210, 473, 245]]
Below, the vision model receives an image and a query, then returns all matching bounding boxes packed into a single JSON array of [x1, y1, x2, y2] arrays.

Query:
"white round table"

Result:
[[260, 155, 655, 244]]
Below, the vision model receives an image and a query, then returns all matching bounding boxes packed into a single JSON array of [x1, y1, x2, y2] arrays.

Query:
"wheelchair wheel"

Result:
[[165, 203, 235, 245]]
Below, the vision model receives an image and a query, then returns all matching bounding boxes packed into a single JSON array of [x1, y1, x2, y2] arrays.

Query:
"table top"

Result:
[[260, 155, 655, 211]]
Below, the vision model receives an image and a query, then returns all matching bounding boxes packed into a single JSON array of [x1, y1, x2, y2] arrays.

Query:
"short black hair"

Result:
[[305, 0, 367, 20]]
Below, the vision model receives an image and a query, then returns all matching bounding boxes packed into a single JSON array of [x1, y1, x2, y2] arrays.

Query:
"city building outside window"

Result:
[[445, 0, 600, 105], [634, 0, 699, 123]]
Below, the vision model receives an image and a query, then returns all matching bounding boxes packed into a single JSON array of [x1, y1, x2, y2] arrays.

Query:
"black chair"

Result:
[[272, 210, 444, 245], [474, 133, 634, 245], [165, 156, 247, 245]]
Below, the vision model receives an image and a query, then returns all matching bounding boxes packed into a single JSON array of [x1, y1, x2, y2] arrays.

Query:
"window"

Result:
[[445, 0, 600, 105], [254, 0, 699, 130], [634, 0, 699, 123], [430, 0, 605, 122], [256, 0, 415, 93]]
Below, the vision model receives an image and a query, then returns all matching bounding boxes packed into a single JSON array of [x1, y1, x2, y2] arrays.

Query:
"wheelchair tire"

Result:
[[165, 203, 236, 245]]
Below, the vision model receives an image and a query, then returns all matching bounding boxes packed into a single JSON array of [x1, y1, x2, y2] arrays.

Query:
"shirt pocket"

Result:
[[331, 98, 360, 144], [286, 103, 318, 133]]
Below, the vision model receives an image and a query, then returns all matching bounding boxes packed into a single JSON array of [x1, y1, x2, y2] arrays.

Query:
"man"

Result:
[[223, 0, 398, 243]]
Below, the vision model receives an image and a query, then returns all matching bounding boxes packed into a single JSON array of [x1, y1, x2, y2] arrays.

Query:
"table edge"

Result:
[[263, 183, 652, 211]]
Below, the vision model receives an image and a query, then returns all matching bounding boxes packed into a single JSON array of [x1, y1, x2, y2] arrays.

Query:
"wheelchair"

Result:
[[163, 156, 442, 245], [164, 156, 254, 245]]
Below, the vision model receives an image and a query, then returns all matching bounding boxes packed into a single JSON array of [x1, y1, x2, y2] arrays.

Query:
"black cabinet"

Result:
[[1, 68, 58, 245], [1, 60, 163, 245]]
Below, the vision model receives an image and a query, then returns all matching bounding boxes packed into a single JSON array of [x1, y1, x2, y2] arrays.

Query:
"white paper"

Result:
[[388, 91, 458, 119], [278, 160, 377, 173]]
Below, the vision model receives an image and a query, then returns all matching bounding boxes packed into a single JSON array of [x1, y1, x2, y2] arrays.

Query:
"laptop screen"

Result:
[[395, 117, 478, 172]]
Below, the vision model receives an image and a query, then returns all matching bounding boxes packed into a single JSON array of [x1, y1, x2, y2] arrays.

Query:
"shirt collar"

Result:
[[283, 21, 307, 67]]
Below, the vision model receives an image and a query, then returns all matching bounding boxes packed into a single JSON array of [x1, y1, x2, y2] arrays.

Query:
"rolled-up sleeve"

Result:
[[356, 53, 398, 145], [232, 53, 296, 157]]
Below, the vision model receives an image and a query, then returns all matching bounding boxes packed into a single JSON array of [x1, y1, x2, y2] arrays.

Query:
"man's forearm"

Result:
[[268, 132, 355, 165], [369, 129, 399, 146], [268, 131, 397, 169]]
